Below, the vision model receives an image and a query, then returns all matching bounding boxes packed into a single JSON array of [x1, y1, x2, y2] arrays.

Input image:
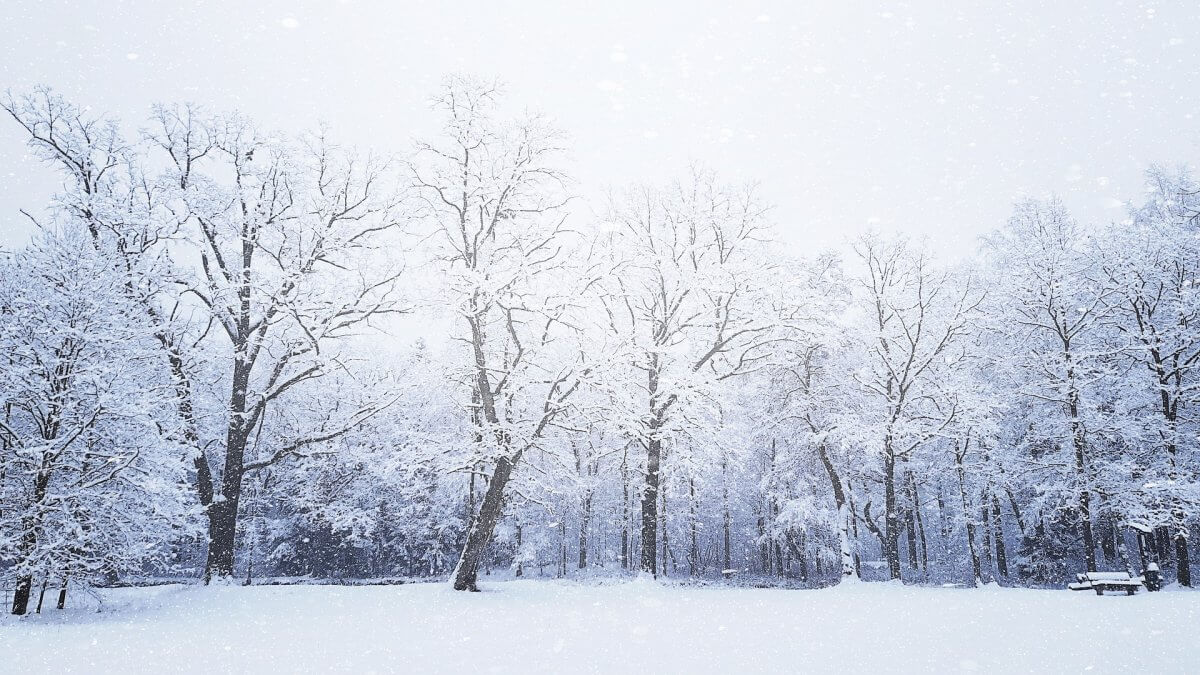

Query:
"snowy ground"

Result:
[[2, 580, 1197, 674]]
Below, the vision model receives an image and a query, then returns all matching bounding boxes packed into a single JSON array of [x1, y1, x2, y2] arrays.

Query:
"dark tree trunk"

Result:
[[515, 521, 523, 577], [981, 501, 994, 579], [991, 494, 1008, 578], [1099, 517, 1116, 564], [883, 446, 902, 580], [1176, 532, 1192, 587], [1065, 359, 1097, 573], [906, 505, 920, 571], [1005, 487, 1027, 535], [452, 453, 518, 591], [10, 576, 32, 616], [205, 497, 240, 582], [1155, 526, 1171, 562], [910, 474, 929, 574], [35, 579, 49, 614], [204, 354, 254, 583], [12, 468, 52, 615], [640, 433, 662, 576]]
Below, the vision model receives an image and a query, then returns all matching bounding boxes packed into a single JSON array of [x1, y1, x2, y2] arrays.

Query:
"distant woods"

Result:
[[0, 79, 1196, 613]]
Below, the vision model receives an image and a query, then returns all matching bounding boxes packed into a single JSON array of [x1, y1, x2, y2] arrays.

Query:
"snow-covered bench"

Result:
[[1068, 571, 1142, 595]]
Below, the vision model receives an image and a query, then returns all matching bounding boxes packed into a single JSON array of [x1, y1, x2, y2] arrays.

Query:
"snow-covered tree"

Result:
[[0, 230, 195, 614], [596, 169, 782, 577]]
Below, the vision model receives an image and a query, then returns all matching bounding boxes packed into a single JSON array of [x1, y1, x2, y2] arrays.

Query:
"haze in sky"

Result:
[[2, 0, 1198, 257]]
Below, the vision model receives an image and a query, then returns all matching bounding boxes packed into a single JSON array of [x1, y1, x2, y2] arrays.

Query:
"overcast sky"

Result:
[[2, 0, 1199, 257]]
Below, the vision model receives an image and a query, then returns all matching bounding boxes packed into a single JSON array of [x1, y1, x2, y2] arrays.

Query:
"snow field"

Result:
[[2, 580, 1197, 674]]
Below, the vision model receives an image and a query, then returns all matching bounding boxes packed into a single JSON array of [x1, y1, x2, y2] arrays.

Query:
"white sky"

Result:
[[2, 0, 1199, 258]]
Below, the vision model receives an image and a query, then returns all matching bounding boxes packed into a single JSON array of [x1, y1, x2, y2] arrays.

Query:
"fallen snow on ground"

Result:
[[2, 579, 1197, 674]]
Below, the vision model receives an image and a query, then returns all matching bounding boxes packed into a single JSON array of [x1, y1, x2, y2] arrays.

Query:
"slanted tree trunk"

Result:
[[452, 452, 520, 591], [816, 443, 856, 579], [1005, 487, 1027, 536], [910, 473, 930, 575]]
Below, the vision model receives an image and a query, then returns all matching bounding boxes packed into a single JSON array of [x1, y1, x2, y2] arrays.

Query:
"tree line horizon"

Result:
[[0, 76, 1196, 615]]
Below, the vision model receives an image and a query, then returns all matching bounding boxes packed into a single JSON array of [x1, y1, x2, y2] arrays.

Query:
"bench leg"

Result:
[[1094, 587, 1105, 596], [1126, 587, 1135, 596]]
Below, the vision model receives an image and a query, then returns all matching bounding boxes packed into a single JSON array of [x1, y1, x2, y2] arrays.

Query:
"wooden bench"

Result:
[[1068, 571, 1142, 595]]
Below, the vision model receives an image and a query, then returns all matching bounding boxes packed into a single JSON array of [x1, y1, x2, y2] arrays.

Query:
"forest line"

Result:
[[1, 77, 1197, 615]]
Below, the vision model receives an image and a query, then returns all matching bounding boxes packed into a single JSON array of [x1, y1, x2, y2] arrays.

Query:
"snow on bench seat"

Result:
[[1068, 571, 1142, 595]]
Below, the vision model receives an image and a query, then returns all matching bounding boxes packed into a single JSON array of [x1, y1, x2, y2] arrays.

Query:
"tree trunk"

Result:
[[796, 530, 808, 582], [621, 448, 630, 570], [817, 443, 856, 579], [1065, 360, 1097, 573], [936, 482, 951, 566], [578, 489, 592, 570], [1176, 529, 1192, 587], [955, 448, 982, 586], [452, 453, 518, 591], [991, 494, 1008, 578], [757, 515, 769, 574], [515, 521, 523, 577], [883, 444, 902, 580], [10, 575, 32, 616], [906, 504, 920, 571], [12, 468, 52, 615], [204, 354, 254, 583], [660, 479, 672, 576], [980, 500, 994, 580], [688, 477, 700, 577], [640, 436, 662, 576], [910, 473, 930, 575], [848, 486, 862, 577], [640, 355, 664, 577], [722, 453, 732, 573], [559, 519, 567, 578]]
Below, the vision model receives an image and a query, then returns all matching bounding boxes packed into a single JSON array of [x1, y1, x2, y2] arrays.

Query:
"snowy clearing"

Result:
[[2, 580, 1197, 674]]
